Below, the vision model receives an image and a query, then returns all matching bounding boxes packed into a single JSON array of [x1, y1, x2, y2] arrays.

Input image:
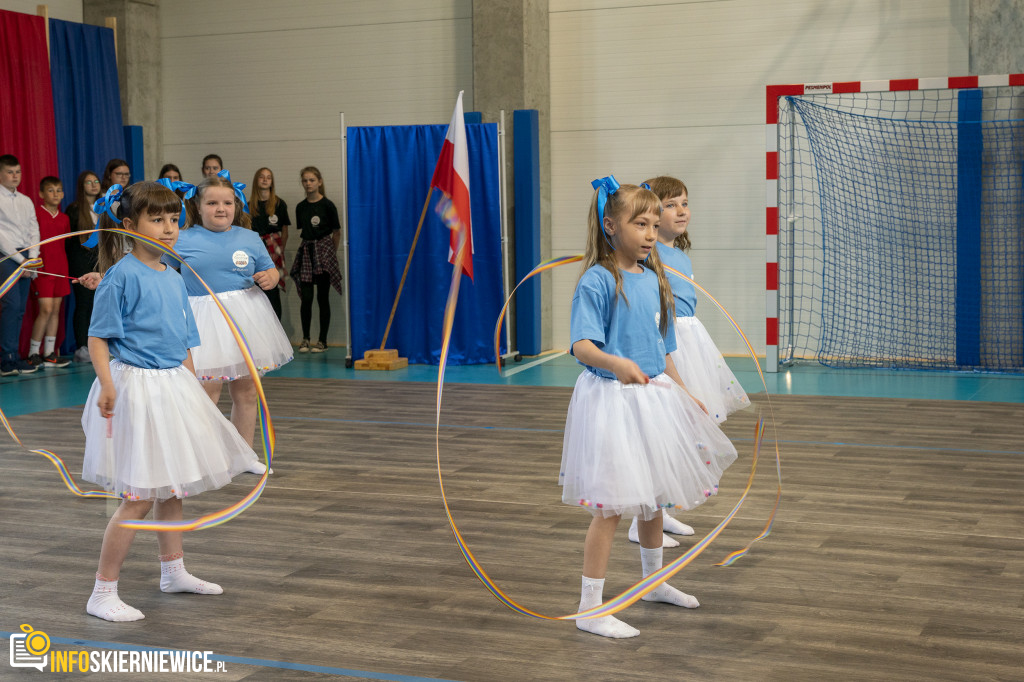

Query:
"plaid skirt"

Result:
[[290, 236, 343, 295], [261, 232, 287, 291]]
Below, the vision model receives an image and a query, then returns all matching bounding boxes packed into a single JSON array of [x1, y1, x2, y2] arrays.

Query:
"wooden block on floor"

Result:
[[371, 357, 408, 370], [355, 349, 408, 370]]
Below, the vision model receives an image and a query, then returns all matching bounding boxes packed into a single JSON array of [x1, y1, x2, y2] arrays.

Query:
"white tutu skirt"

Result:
[[82, 360, 259, 501], [560, 371, 738, 520], [190, 286, 293, 381], [670, 316, 750, 423]]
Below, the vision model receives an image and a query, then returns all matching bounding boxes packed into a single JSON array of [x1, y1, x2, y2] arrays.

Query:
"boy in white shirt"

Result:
[[0, 154, 41, 376]]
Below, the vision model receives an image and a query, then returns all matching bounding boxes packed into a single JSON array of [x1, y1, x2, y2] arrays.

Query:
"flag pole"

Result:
[[358, 90, 467, 370], [379, 186, 433, 350], [339, 112, 355, 367]]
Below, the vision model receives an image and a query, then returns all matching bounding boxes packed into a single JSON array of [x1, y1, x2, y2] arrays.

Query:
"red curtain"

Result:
[[0, 10, 60, 198], [0, 9, 62, 355]]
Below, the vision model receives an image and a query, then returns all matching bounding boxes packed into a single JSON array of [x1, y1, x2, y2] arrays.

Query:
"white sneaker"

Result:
[[245, 460, 273, 475], [661, 510, 695, 536], [627, 516, 679, 547], [73, 346, 91, 363]]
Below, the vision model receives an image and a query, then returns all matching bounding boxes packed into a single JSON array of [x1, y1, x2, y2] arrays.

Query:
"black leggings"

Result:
[[299, 274, 331, 343], [71, 283, 95, 348]]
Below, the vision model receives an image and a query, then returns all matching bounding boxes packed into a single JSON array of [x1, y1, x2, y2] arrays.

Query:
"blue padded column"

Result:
[[956, 89, 982, 367], [513, 109, 541, 355], [122, 125, 144, 181]]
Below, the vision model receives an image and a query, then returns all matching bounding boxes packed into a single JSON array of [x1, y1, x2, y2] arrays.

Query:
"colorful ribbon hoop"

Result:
[[436, 244, 782, 618], [0, 228, 274, 529]]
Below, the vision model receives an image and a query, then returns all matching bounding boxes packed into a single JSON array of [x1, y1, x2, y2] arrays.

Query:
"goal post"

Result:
[[766, 74, 1024, 373]]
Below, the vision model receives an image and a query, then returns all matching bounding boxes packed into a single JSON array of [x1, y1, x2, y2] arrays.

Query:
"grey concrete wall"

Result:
[[472, 0, 552, 350], [970, 0, 1024, 73], [83, 0, 161, 179]]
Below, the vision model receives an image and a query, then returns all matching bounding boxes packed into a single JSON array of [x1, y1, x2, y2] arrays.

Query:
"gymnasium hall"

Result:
[[1, 1, 1021, 680]]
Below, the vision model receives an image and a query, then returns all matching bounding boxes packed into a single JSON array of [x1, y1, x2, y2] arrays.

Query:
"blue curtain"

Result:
[[49, 18, 124, 354], [348, 124, 504, 365], [49, 18, 124, 202]]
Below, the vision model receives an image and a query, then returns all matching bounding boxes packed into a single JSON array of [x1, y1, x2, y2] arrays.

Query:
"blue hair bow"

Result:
[[83, 184, 125, 247], [93, 184, 123, 225], [591, 175, 620, 250], [217, 169, 249, 214], [155, 178, 197, 226]]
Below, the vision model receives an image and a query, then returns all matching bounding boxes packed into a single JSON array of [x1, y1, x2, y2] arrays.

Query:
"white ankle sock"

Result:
[[640, 547, 699, 608], [160, 557, 223, 595], [29, 339, 41, 356], [576, 576, 639, 638], [245, 458, 272, 475], [87, 577, 144, 621], [661, 510, 695, 536], [628, 516, 679, 547], [43, 336, 56, 355]]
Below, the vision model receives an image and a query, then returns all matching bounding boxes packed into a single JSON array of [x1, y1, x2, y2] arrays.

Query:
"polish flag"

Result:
[[430, 91, 474, 280]]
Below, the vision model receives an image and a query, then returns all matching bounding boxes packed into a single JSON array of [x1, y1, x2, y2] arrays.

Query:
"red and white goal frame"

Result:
[[764, 73, 1024, 372]]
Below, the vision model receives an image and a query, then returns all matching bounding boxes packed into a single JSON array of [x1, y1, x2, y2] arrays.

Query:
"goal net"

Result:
[[769, 77, 1024, 372]]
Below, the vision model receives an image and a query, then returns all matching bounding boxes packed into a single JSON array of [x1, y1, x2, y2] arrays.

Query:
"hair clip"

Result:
[[640, 182, 651, 190], [591, 175, 620, 251], [216, 169, 250, 214], [155, 179, 196, 226], [93, 184, 124, 224]]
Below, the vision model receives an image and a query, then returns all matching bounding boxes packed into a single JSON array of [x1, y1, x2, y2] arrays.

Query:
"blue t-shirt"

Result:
[[569, 264, 677, 379], [168, 226, 274, 296], [89, 254, 200, 369], [656, 241, 697, 317]]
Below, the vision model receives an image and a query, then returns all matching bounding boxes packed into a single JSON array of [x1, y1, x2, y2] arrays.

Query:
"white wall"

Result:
[[159, 0, 473, 347], [3, 0, 975, 360], [0, 0, 82, 23], [548, 0, 970, 355]]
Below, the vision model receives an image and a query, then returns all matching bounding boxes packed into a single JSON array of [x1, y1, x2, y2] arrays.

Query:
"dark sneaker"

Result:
[[7, 359, 38, 375], [43, 353, 71, 368], [27, 353, 43, 366], [311, 341, 326, 353], [298, 339, 310, 353], [0, 363, 19, 377]]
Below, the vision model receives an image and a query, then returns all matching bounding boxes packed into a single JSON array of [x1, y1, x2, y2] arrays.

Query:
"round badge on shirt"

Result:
[[232, 250, 249, 268], [311, 216, 321, 227], [269, 215, 278, 226]]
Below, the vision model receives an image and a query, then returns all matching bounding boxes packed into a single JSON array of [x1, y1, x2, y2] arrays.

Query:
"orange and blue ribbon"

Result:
[[1, 251, 118, 499], [434, 253, 783, 618], [658, 263, 783, 566], [0, 228, 273, 529], [491, 255, 581, 376]]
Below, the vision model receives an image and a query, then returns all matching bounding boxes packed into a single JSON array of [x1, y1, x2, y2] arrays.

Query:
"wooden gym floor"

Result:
[[1, 377, 1022, 680]]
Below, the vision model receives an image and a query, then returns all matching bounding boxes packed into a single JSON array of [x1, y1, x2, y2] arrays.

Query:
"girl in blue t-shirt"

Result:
[[83, 182, 259, 622], [563, 177, 737, 639], [624, 176, 751, 549], [177, 172, 293, 473], [645, 175, 749, 421]]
